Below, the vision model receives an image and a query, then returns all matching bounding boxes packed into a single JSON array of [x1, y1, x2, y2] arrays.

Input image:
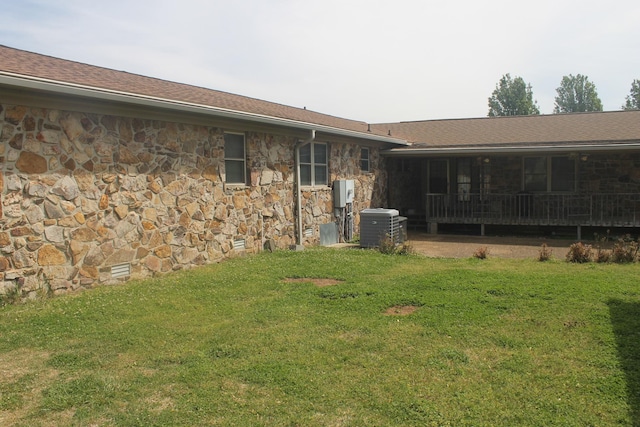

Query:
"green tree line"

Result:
[[488, 74, 640, 116]]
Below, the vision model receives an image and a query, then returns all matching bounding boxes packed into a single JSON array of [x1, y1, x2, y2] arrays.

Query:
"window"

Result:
[[428, 159, 449, 194], [523, 156, 575, 192], [299, 142, 328, 186], [224, 133, 246, 184], [456, 158, 471, 201], [550, 157, 575, 191], [523, 157, 547, 191], [360, 147, 370, 172], [480, 159, 491, 198]]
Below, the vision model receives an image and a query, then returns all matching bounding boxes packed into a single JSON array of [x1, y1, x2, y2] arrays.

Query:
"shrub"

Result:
[[473, 246, 489, 259], [395, 241, 415, 255], [565, 242, 592, 263], [595, 248, 612, 263], [378, 234, 414, 255], [611, 235, 639, 263], [537, 243, 553, 262], [594, 231, 611, 263], [378, 234, 397, 254]]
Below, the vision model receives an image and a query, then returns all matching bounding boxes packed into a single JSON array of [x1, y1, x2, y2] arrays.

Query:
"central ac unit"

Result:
[[360, 208, 402, 248]]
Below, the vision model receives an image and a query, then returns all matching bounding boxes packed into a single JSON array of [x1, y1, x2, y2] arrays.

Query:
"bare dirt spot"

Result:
[[145, 393, 176, 413], [0, 349, 59, 426], [284, 278, 344, 287], [384, 305, 420, 316]]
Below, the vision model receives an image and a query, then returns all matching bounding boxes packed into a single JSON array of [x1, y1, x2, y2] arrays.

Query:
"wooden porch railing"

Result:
[[425, 193, 640, 227]]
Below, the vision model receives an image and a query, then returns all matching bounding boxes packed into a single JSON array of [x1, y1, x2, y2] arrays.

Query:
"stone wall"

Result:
[[0, 103, 385, 297], [486, 156, 521, 193], [577, 153, 640, 193]]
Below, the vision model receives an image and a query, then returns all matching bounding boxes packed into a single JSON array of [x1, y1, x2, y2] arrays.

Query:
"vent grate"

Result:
[[304, 228, 313, 237], [233, 239, 246, 250], [111, 263, 131, 279]]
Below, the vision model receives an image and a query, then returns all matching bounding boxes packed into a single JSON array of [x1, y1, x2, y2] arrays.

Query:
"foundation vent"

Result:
[[233, 239, 246, 251], [304, 228, 313, 237], [111, 263, 131, 279]]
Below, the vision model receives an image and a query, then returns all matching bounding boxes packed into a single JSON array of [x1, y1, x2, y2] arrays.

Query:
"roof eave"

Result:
[[382, 142, 640, 156], [0, 72, 408, 146]]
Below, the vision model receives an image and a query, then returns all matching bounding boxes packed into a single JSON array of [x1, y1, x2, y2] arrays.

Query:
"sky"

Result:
[[1, 0, 639, 123]]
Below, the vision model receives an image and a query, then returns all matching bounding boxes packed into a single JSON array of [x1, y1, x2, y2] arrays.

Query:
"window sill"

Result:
[[300, 185, 331, 191], [224, 183, 248, 190]]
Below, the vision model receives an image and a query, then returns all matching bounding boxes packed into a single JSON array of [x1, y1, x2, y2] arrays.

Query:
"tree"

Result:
[[488, 74, 540, 116], [622, 79, 640, 110], [553, 74, 603, 113]]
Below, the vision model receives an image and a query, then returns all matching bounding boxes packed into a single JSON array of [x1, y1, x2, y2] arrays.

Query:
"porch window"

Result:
[[428, 159, 449, 194], [550, 157, 575, 191], [480, 159, 491, 197], [300, 142, 328, 186], [360, 147, 370, 172], [523, 156, 575, 192], [457, 158, 471, 201], [523, 157, 547, 191], [224, 132, 246, 184]]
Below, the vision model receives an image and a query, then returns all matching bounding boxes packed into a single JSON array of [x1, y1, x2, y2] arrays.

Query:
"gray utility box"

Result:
[[360, 208, 402, 248]]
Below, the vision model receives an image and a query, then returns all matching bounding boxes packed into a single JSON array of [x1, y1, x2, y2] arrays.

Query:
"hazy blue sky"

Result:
[[2, 0, 639, 122]]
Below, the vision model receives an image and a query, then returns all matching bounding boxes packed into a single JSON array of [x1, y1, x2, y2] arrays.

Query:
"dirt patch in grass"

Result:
[[0, 349, 60, 426], [384, 305, 420, 316], [284, 278, 344, 287], [0, 349, 48, 383]]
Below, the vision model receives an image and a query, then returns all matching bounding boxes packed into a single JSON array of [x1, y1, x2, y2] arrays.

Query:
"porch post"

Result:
[[577, 225, 582, 241], [428, 222, 438, 234]]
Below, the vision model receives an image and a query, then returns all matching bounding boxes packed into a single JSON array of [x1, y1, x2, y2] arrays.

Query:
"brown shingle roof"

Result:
[[373, 111, 640, 148], [0, 45, 400, 141], [4, 45, 639, 150]]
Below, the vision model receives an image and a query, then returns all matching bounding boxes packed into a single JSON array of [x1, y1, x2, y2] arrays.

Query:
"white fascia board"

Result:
[[0, 72, 408, 146]]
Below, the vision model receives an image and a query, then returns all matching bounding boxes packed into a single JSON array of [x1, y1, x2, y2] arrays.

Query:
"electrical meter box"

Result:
[[333, 180, 355, 208]]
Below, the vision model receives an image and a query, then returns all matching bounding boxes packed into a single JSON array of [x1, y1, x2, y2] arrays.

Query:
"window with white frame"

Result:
[[523, 156, 575, 192], [360, 147, 370, 172], [299, 142, 328, 186], [224, 133, 246, 184]]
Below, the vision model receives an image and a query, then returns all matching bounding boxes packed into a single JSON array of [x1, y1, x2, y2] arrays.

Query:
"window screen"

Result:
[[224, 133, 246, 184]]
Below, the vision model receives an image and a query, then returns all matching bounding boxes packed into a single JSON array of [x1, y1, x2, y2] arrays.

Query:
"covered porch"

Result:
[[378, 111, 640, 240], [386, 151, 640, 239]]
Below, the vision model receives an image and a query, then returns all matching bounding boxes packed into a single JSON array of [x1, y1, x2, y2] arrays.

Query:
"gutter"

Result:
[[295, 130, 316, 246], [0, 72, 407, 146], [382, 142, 640, 156]]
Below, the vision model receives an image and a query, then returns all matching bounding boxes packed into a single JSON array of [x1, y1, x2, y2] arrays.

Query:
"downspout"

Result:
[[295, 129, 316, 246]]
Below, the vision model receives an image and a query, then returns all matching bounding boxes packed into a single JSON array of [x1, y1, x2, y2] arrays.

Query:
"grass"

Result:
[[0, 248, 639, 426]]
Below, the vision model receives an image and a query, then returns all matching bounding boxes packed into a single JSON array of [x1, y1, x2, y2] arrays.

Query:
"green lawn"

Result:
[[1, 248, 639, 426]]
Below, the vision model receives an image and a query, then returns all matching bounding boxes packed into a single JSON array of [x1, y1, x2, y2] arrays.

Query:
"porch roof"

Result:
[[0, 45, 406, 145], [374, 111, 640, 155]]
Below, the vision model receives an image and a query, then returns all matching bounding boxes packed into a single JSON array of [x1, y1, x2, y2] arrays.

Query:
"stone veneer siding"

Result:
[[0, 103, 386, 297]]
